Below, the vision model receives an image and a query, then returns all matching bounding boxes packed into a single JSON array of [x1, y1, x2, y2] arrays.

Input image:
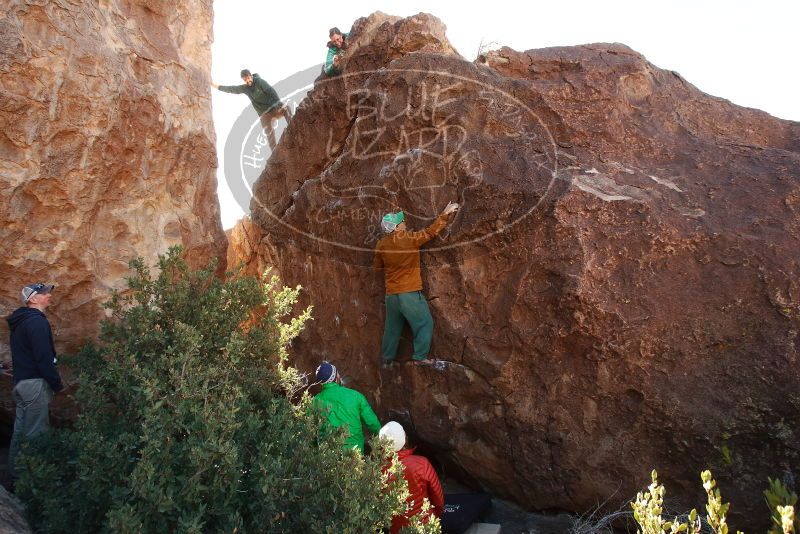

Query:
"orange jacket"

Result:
[[373, 214, 449, 295], [390, 448, 445, 534]]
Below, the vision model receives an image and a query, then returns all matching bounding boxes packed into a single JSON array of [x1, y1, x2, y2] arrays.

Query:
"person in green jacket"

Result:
[[212, 69, 292, 149], [312, 362, 381, 453], [324, 27, 349, 76]]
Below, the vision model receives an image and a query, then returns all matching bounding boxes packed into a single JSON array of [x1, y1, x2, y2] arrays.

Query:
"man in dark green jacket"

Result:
[[312, 362, 381, 453], [213, 69, 292, 149]]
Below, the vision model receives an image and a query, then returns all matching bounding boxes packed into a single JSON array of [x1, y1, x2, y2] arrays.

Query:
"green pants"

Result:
[[381, 291, 433, 361]]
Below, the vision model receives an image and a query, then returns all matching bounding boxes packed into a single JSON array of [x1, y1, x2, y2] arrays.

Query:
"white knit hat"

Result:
[[379, 421, 406, 452]]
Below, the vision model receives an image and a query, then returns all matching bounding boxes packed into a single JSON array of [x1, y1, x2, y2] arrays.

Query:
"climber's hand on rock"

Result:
[[333, 55, 342, 65], [211, 82, 219, 89], [443, 201, 459, 215]]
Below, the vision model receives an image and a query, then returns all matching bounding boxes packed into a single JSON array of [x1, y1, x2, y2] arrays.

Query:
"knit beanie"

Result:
[[379, 421, 406, 452], [381, 211, 405, 233], [315, 362, 337, 384]]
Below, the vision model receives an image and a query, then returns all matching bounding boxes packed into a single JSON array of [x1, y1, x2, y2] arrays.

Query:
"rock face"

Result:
[[226, 217, 267, 279], [0, 0, 226, 362], [233, 12, 800, 527], [0, 485, 32, 534]]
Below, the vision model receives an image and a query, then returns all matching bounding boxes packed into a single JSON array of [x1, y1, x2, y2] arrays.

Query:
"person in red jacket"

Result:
[[379, 421, 445, 533]]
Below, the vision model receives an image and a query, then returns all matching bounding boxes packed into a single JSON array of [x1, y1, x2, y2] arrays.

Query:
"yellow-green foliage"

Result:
[[399, 500, 442, 534], [700, 469, 742, 534], [631, 470, 700, 534], [14, 248, 420, 534], [766, 478, 799, 534], [632, 470, 797, 534]]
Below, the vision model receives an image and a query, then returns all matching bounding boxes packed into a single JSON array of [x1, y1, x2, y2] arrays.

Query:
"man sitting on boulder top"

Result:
[[212, 69, 292, 150], [373, 202, 459, 365], [324, 27, 348, 76], [379, 421, 445, 534], [312, 362, 381, 454]]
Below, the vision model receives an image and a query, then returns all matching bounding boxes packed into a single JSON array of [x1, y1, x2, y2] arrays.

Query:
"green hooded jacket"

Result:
[[218, 73, 281, 116], [313, 382, 381, 453], [324, 32, 349, 76]]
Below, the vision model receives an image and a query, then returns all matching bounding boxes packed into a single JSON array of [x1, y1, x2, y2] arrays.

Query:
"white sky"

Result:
[[211, 0, 800, 229]]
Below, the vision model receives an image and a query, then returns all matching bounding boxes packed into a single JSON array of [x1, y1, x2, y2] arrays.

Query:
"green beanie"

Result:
[[381, 211, 405, 232], [382, 212, 405, 225]]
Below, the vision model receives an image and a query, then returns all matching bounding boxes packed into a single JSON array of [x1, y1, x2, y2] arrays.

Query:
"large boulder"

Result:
[[0, 0, 226, 362], [234, 11, 800, 527]]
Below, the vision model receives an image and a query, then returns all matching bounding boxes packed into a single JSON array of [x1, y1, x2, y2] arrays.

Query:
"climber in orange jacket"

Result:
[[373, 202, 458, 364], [379, 421, 445, 533]]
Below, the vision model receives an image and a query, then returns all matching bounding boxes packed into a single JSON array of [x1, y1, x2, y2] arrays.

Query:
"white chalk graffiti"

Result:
[[478, 90, 524, 135], [311, 71, 557, 248], [322, 81, 481, 199]]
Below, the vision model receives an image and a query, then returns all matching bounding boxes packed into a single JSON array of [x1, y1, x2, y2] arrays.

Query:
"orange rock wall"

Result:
[[0, 0, 226, 356]]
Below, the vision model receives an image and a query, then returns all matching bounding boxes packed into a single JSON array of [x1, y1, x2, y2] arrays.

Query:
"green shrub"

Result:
[[15, 247, 415, 533], [631, 470, 701, 534], [632, 469, 797, 534], [700, 469, 740, 534], [399, 500, 442, 534], [765, 478, 799, 534]]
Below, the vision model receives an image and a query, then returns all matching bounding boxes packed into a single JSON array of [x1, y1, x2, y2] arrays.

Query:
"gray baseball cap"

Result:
[[21, 283, 55, 303]]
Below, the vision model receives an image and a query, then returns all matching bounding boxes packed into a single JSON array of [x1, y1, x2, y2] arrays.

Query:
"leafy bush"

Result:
[[632, 469, 797, 534], [766, 478, 799, 534], [15, 248, 416, 533], [631, 470, 701, 534], [399, 500, 442, 534]]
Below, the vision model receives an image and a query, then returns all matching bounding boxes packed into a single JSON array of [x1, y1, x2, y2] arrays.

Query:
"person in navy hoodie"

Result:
[[6, 282, 64, 481]]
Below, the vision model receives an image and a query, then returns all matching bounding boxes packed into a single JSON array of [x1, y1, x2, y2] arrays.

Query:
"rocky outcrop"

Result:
[[233, 12, 800, 528], [226, 217, 267, 279], [0, 0, 226, 360], [0, 486, 32, 534]]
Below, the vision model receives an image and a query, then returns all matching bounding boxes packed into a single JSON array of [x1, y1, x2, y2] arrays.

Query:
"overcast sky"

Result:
[[211, 0, 799, 229]]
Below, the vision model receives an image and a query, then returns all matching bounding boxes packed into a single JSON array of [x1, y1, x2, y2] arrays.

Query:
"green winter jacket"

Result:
[[324, 32, 349, 76], [313, 382, 381, 453], [218, 73, 281, 116]]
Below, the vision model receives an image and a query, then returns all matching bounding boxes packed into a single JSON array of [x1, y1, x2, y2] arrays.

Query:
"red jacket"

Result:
[[390, 448, 445, 534]]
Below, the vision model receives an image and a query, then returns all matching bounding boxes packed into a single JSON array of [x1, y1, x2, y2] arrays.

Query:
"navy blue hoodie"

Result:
[[6, 307, 64, 392]]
